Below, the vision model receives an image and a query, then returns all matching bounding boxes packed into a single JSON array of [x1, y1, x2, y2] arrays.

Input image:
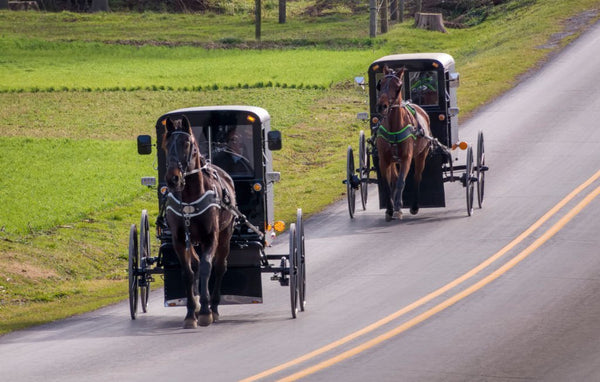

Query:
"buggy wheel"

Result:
[[296, 209, 306, 312], [128, 224, 139, 320], [139, 210, 151, 313], [465, 146, 475, 216], [476, 130, 486, 208], [358, 130, 369, 210], [346, 146, 356, 218], [288, 223, 298, 318]]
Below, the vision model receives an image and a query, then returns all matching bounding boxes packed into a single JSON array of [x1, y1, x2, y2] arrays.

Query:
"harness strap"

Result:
[[166, 191, 221, 219], [377, 124, 416, 145]]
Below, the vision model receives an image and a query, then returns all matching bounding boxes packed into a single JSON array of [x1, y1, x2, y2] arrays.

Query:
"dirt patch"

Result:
[[537, 9, 600, 49], [1, 259, 59, 280]]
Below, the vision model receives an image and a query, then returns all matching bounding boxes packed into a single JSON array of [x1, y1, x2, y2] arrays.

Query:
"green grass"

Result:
[[0, 137, 149, 235], [1, 0, 600, 334], [0, 37, 380, 92], [0, 87, 360, 238], [0, 10, 374, 45]]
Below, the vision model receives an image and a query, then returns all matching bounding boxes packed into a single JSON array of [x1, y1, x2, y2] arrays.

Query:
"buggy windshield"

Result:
[[408, 71, 439, 106], [193, 123, 255, 177]]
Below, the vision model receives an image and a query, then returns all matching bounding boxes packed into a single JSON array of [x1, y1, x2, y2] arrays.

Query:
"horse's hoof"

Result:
[[410, 207, 419, 215], [183, 318, 198, 329], [393, 211, 403, 220], [198, 314, 214, 327], [212, 312, 220, 322], [385, 213, 393, 222]]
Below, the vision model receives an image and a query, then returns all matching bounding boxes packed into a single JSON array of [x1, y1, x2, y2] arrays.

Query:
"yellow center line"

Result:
[[240, 170, 600, 382], [280, 184, 600, 381]]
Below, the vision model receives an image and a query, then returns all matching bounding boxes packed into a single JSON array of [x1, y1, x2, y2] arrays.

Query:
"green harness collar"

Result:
[[377, 123, 416, 144]]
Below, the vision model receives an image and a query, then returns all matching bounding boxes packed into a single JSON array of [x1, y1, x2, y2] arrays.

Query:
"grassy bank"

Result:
[[1, 0, 599, 334]]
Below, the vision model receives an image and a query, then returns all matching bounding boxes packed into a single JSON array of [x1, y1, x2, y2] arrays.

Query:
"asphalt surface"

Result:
[[1, 21, 600, 382]]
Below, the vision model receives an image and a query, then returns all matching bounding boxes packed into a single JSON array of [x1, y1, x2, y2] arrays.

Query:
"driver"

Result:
[[212, 127, 253, 176]]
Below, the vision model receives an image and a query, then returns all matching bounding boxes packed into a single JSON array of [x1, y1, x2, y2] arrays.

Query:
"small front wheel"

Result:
[[128, 224, 139, 320], [465, 146, 475, 216], [346, 146, 356, 218]]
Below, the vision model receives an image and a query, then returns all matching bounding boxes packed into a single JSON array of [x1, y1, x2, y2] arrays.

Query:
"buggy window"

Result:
[[193, 124, 255, 177], [408, 71, 438, 106]]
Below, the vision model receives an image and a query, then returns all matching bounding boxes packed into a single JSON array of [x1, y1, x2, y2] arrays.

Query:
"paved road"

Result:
[[1, 21, 600, 382]]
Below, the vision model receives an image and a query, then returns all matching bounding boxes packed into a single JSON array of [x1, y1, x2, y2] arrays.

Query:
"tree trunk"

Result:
[[380, 0, 388, 34], [414, 12, 448, 33], [255, 0, 261, 41], [90, 0, 110, 12], [279, 0, 286, 24], [369, 0, 377, 38], [390, 0, 398, 21], [399, 0, 404, 22]]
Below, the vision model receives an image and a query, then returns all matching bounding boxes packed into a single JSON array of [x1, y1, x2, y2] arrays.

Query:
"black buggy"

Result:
[[345, 53, 488, 218], [128, 106, 306, 320]]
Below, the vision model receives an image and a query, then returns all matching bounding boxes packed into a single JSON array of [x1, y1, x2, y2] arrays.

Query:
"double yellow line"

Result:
[[242, 169, 600, 382]]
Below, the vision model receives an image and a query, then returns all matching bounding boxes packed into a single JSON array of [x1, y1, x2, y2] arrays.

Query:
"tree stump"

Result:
[[8, 1, 40, 10], [415, 12, 448, 33]]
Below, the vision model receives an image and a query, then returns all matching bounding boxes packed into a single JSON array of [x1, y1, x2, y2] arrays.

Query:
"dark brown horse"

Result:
[[163, 116, 236, 328], [376, 66, 432, 221]]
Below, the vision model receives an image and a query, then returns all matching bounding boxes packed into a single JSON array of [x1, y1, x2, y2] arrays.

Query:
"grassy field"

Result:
[[1, 0, 599, 334]]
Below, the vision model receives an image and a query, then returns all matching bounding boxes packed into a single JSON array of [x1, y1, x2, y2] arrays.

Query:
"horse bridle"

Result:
[[380, 73, 404, 111], [166, 131, 201, 186]]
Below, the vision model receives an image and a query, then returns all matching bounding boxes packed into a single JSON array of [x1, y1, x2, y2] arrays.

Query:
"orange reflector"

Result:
[[432, 62, 439, 68], [161, 119, 166, 126], [459, 141, 468, 150], [247, 115, 256, 123], [438, 114, 446, 121], [160, 186, 169, 195], [253, 183, 262, 192], [372, 117, 379, 124], [274, 221, 285, 232], [372, 64, 380, 71]]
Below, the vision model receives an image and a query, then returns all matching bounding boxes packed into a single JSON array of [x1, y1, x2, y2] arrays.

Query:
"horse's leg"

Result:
[[392, 153, 411, 220], [197, 232, 218, 327], [178, 243, 201, 329], [210, 227, 232, 322], [410, 152, 427, 215], [392, 167, 404, 220], [380, 162, 395, 221]]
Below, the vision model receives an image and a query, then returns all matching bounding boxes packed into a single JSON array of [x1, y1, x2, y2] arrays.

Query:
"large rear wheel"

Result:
[[296, 209, 306, 312], [346, 146, 356, 218], [358, 130, 369, 210], [476, 130, 486, 208], [139, 210, 151, 313], [288, 223, 298, 318], [128, 224, 139, 320]]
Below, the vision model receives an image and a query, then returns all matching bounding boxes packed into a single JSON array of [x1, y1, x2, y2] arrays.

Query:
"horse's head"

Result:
[[163, 116, 200, 192], [376, 66, 405, 116]]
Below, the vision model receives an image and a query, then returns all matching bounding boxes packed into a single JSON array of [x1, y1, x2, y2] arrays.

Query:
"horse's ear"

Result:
[[398, 67, 406, 79], [181, 116, 192, 133], [165, 118, 176, 133]]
